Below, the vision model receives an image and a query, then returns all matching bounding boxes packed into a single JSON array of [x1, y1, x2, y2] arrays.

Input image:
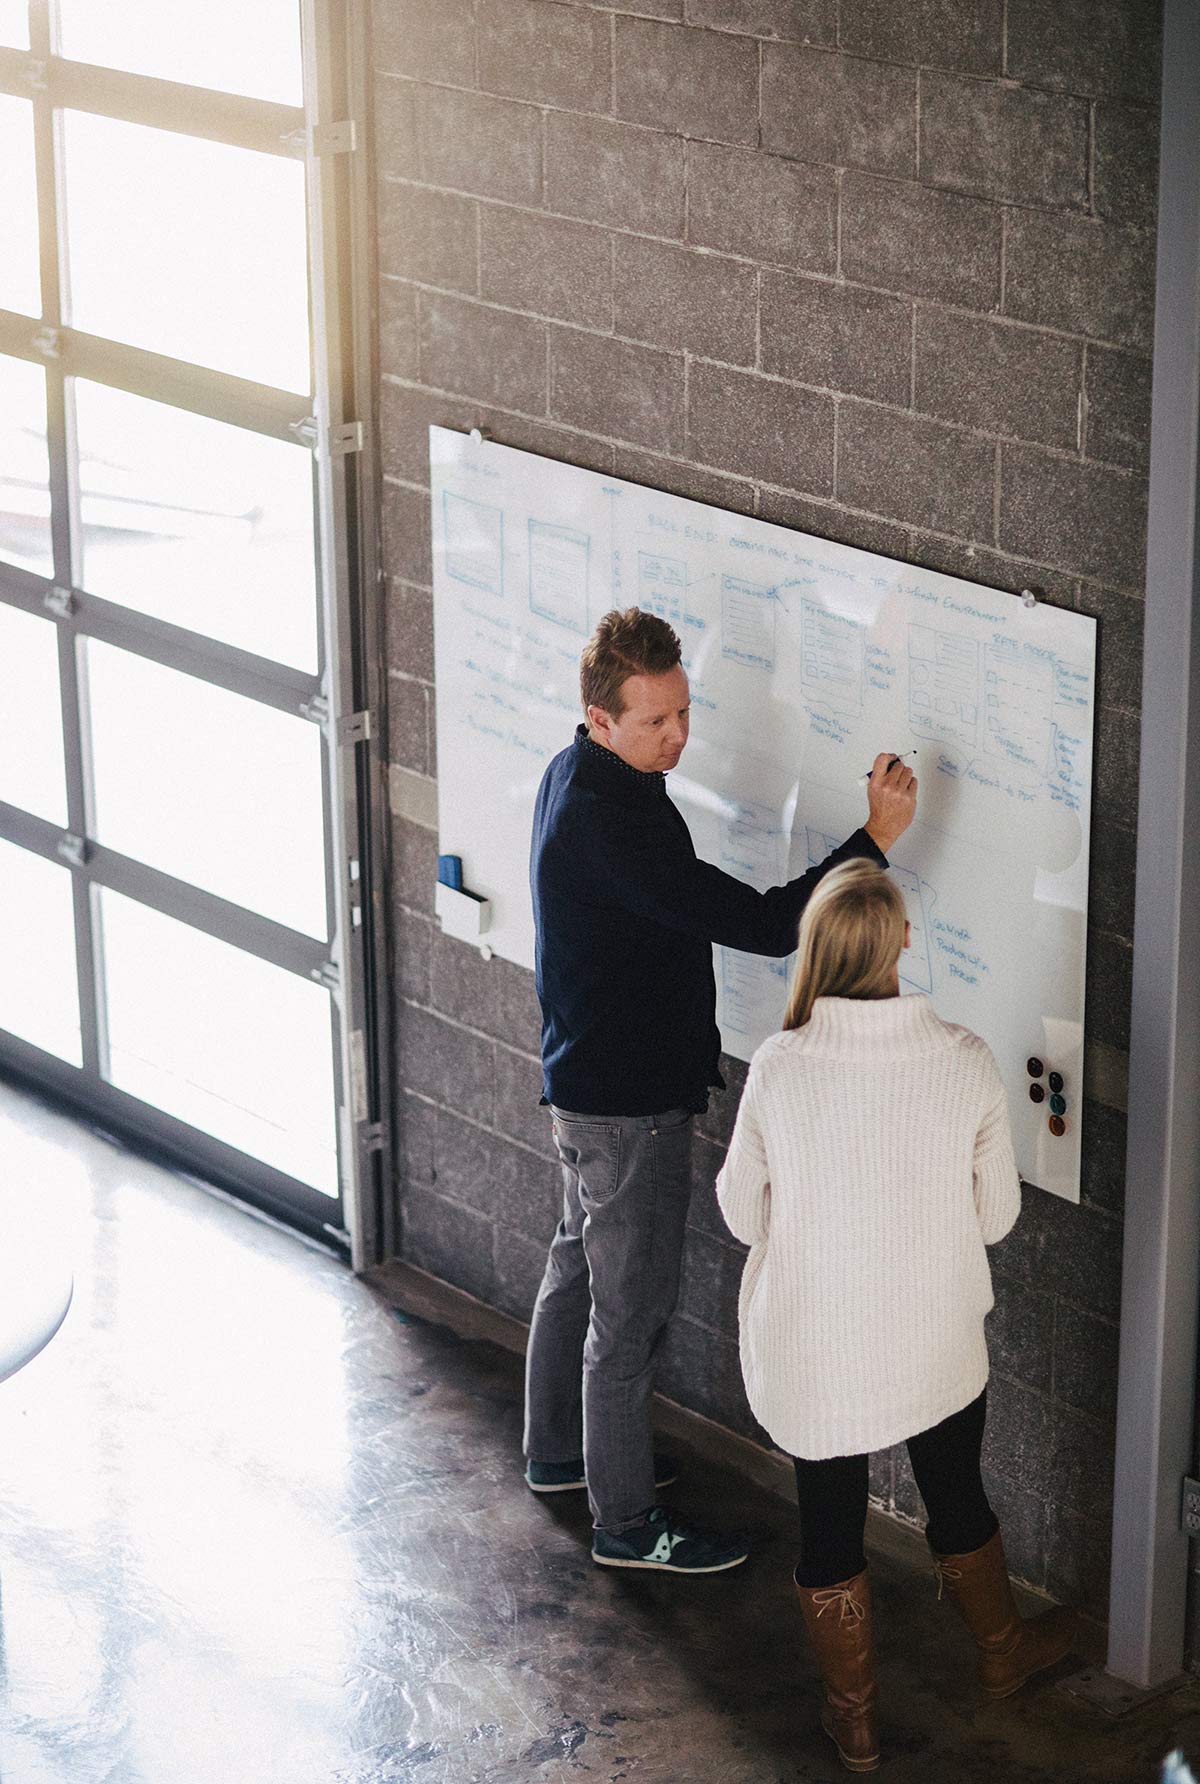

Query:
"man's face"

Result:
[[587, 664, 691, 774]]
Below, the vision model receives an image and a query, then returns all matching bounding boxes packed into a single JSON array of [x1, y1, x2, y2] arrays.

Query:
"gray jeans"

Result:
[[523, 1105, 694, 1534]]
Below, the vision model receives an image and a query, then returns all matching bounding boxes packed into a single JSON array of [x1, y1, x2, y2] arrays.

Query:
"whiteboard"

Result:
[[430, 426, 1096, 1203]]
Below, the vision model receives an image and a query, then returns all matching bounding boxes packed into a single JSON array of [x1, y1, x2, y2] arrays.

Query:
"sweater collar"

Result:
[[797, 994, 954, 1057], [573, 723, 667, 798]]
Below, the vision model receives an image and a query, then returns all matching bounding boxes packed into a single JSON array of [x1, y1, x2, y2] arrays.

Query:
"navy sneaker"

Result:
[[592, 1506, 749, 1573], [525, 1454, 679, 1495]]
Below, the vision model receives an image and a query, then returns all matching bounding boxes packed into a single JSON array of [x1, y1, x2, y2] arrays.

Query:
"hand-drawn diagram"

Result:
[[802, 599, 864, 712], [983, 639, 1055, 777], [722, 575, 774, 670], [908, 625, 979, 749], [443, 491, 504, 596], [528, 519, 589, 634], [721, 799, 781, 887], [720, 948, 791, 1037], [638, 550, 686, 630], [807, 829, 935, 996]]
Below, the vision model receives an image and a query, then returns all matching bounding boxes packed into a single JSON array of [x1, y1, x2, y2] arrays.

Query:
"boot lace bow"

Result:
[[933, 1559, 964, 1601], [811, 1585, 866, 1625]]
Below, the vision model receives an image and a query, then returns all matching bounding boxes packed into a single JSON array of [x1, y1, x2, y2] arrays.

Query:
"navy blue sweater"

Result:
[[530, 725, 887, 1116]]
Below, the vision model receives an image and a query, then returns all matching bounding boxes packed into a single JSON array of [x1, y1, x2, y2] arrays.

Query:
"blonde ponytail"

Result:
[[783, 860, 907, 1031]]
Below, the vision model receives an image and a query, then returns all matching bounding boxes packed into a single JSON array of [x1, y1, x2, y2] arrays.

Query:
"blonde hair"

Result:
[[580, 607, 682, 718], [783, 860, 907, 1031]]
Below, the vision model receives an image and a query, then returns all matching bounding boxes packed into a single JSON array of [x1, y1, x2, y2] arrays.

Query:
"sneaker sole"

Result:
[[526, 1473, 678, 1496], [591, 1550, 748, 1574]]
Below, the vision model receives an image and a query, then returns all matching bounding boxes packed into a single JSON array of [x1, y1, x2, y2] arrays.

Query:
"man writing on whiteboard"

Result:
[[524, 606, 918, 1573]]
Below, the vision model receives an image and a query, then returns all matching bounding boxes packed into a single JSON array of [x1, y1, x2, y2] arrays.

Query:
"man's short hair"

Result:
[[580, 607, 682, 717]]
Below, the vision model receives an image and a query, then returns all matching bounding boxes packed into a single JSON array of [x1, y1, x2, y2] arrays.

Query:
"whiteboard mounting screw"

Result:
[[1021, 588, 1037, 608]]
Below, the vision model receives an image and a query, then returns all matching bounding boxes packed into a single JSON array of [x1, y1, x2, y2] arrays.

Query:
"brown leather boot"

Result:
[[795, 1567, 880, 1773], [932, 1528, 1077, 1699]]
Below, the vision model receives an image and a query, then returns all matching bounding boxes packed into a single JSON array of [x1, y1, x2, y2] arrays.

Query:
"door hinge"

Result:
[[43, 584, 74, 618], [311, 959, 340, 993], [337, 710, 371, 745], [281, 119, 358, 156], [1181, 1476, 1200, 1534], [288, 416, 363, 458]]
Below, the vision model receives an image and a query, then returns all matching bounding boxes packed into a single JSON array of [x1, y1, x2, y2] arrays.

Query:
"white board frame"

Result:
[[430, 425, 1097, 1204]]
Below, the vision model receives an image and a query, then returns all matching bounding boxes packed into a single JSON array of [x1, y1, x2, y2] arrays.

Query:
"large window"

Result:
[[0, 2, 382, 1255]]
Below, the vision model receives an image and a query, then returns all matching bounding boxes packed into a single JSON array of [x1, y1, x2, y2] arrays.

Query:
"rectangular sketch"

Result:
[[720, 800, 781, 889], [888, 863, 934, 994], [801, 600, 864, 712], [983, 640, 1055, 778], [443, 490, 504, 596], [908, 625, 979, 749], [722, 575, 775, 670], [807, 829, 933, 996], [529, 519, 590, 634], [638, 550, 687, 631], [720, 948, 790, 1039]]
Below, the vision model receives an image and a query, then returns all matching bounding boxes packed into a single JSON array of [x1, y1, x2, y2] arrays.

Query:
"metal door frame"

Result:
[[0, 0, 391, 1265], [1106, 0, 1200, 1688]]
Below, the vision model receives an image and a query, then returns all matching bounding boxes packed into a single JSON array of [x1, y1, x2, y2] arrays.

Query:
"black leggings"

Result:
[[792, 1390, 998, 1588]]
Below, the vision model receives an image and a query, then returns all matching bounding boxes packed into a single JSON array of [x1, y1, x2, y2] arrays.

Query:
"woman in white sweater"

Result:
[[716, 860, 1076, 1774]]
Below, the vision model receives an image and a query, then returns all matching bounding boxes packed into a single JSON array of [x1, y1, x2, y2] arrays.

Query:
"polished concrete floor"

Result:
[[2, 1078, 1199, 1784]]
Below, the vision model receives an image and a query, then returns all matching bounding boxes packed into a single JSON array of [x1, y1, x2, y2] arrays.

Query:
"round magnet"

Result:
[[1027, 1057, 1044, 1079], [1029, 1083, 1046, 1104], [1049, 1093, 1066, 1117], [1049, 1115, 1067, 1137], [1048, 1071, 1064, 1094]]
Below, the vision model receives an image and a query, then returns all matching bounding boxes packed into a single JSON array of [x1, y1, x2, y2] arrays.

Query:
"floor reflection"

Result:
[[1, 1078, 1199, 1784]]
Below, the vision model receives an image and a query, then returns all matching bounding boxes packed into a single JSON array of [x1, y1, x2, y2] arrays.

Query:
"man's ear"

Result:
[[586, 703, 614, 739]]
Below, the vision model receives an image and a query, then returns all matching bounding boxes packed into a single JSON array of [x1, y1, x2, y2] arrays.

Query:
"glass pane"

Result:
[[74, 382, 318, 671], [62, 113, 310, 393], [98, 889, 338, 1195], [0, 0, 28, 50], [0, 604, 66, 823], [0, 840, 81, 1064], [0, 95, 41, 316], [57, 0, 302, 105], [0, 356, 52, 576], [85, 641, 328, 939]]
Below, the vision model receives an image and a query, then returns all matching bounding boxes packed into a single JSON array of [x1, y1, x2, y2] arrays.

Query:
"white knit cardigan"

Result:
[[715, 993, 1021, 1460]]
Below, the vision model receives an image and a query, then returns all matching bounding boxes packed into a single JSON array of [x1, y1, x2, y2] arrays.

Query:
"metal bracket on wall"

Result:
[[288, 416, 364, 459], [299, 692, 330, 727], [358, 1121, 386, 1153], [280, 120, 358, 157], [337, 710, 371, 746]]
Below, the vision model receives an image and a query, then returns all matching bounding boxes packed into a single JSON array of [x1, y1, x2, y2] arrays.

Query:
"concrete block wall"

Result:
[[373, 0, 1160, 1615]]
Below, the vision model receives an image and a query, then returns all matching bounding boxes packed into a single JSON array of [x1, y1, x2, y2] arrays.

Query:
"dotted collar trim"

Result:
[[574, 724, 666, 787]]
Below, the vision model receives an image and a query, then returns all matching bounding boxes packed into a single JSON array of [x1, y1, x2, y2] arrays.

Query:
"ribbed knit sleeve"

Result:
[[715, 1074, 771, 1246], [972, 1058, 1022, 1245]]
